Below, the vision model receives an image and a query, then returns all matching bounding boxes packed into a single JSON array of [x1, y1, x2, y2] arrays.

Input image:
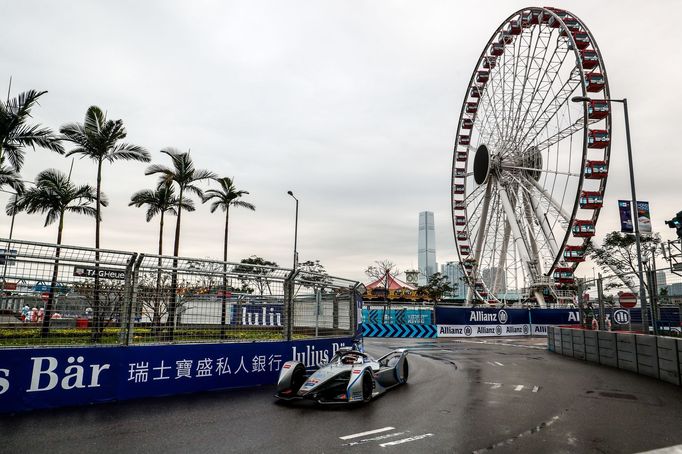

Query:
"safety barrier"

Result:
[[548, 327, 681, 387], [0, 336, 353, 413], [361, 323, 437, 338]]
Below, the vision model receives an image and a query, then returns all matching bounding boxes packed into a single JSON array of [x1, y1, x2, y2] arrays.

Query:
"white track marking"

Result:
[[494, 361, 504, 366], [532, 386, 540, 393], [484, 381, 503, 389], [379, 433, 434, 447], [343, 431, 408, 447], [339, 427, 395, 440], [514, 385, 524, 391]]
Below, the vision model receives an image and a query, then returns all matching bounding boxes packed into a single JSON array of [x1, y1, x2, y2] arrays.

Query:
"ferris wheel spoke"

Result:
[[532, 116, 593, 152], [518, 66, 582, 148], [524, 175, 571, 222], [500, 164, 580, 177], [492, 220, 511, 295], [501, 30, 567, 159], [497, 181, 538, 282], [526, 188, 560, 259], [505, 25, 550, 153]]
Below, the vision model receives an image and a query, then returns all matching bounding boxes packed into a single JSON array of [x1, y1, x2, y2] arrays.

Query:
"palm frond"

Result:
[[107, 143, 151, 163]]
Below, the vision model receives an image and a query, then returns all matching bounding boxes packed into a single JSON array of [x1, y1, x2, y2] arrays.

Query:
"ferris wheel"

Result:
[[451, 7, 611, 306]]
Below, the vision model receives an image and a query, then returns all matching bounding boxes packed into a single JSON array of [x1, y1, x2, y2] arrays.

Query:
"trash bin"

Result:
[[76, 317, 89, 329]]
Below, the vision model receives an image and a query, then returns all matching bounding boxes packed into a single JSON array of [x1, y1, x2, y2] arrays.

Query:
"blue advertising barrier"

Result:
[[0, 337, 352, 413], [436, 307, 581, 337], [362, 323, 437, 338]]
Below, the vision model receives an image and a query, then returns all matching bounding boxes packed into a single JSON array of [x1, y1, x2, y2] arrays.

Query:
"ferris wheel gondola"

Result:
[[451, 6, 611, 306]]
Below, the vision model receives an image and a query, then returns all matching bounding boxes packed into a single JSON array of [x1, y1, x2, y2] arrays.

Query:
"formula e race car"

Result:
[[275, 347, 409, 404]]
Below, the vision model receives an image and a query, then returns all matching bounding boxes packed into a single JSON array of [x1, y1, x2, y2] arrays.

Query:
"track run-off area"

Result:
[[1, 337, 681, 454]]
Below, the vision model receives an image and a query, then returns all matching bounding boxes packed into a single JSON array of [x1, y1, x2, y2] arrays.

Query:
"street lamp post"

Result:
[[572, 96, 649, 333], [287, 191, 299, 270]]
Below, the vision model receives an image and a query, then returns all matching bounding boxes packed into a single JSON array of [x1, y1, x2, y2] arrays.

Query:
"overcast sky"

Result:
[[1, 0, 680, 283]]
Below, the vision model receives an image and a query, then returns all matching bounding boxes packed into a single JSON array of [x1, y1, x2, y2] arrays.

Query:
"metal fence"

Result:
[[0, 238, 361, 347]]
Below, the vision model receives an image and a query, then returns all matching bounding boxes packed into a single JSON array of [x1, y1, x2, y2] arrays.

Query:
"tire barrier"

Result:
[[361, 323, 437, 338], [548, 327, 681, 387], [0, 336, 352, 413]]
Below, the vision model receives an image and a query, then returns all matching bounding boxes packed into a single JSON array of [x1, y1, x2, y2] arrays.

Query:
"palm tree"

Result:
[[16, 169, 99, 336], [0, 161, 25, 194], [145, 149, 215, 337], [202, 177, 255, 338], [0, 89, 64, 171], [129, 184, 194, 336], [60, 106, 150, 250], [202, 177, 255, 262]]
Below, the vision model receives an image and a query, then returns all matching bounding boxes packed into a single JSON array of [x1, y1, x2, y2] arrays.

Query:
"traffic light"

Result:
[[665, 211, 682, 240]]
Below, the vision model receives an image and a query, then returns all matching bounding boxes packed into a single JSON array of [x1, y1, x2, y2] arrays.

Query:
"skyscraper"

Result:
[[418, 211, 436, 285], [441, 261, 468, 300]]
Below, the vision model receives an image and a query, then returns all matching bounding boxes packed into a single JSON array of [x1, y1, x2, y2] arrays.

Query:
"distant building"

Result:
[[441, 261, 468, 300], [418, 211, 437, 285], [656, 271, 667, 292], [481, 267, 507, 293]]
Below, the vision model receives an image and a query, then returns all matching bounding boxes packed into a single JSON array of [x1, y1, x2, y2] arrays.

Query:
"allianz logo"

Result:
[[469, 310, 508, 324]]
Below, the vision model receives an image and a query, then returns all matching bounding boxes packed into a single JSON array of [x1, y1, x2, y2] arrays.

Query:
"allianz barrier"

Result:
[[436, 307, 581, 338], [0, 336, 352, 413], [361, 323, 437, 338], [548, 327, 681, 387]]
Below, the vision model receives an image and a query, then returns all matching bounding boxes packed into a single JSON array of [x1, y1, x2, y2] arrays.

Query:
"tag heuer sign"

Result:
[[73, 266, 126, 280]]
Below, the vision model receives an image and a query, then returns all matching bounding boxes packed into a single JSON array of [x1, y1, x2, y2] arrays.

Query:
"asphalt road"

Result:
[[1, 337, 681, 454]]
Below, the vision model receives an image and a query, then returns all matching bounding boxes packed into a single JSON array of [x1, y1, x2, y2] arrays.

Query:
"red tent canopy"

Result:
[[365, 272, 416, 291]]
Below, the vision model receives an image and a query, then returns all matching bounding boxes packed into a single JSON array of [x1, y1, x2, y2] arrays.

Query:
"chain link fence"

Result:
[[0, 238, 360, 347]]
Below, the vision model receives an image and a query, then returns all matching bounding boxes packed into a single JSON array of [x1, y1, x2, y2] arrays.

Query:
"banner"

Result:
[[435, 307, 581, 337], [636, 201, 652, 234], [0, 337, 352, 413], [618, 200, 634, 233]]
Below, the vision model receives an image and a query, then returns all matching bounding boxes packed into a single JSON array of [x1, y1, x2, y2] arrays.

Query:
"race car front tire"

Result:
[[362, 370, 373, 402]]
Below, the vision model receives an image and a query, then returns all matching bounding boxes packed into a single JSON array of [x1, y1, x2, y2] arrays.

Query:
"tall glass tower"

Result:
[[418, 211, 436, 285]]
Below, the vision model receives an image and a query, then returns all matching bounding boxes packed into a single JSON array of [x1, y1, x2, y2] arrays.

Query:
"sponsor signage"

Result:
[[0, 337, 351, 413], [612, 309, 631, 325], [73, 266, 126, 280], [618, 200, 634, 233], [0, 249, 17, 266], [435, 308, 581, 338], [636, 201, 652, 234]]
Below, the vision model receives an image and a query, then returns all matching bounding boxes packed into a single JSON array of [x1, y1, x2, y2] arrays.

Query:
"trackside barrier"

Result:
[[361, 323, 437, 338], [0, 336, 352, 413], [549, 327, 681, 387]]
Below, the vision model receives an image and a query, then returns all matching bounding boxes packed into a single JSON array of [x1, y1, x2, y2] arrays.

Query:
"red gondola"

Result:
[[525, 10, 542, 25], [585, 73, 605, 92], [454, 199, 466, 210], [455, 215, 466, 226], [460, 245, 471, 255], [553, 267, 575, 283], [466, 102, 479, 114], [579, 191, 603, 209], [508, 18, 522, 35], [470, 85, 483, 98], [587, 129, 609, 149], [498, 31, 513, 45], [459, 135, 471, 146], [456, 150, 468, 161], [572, 220, 595, 237], [457, 231, 468, 241], [560, 18, 581, 36], [463, 259, 475, 271], [482, 56, 497, 69], [587, 99, 609, 120], [454, 167, 467, 178], [454, 184, 466, 194], [461, 118, 474, 129], [584, 160, 608, 179], [476, 71, 489, 84], [490, 42, 504, 56], [580, 50, 599, 69], [572, 32, 590, 50], [563, 245, 586, 263]]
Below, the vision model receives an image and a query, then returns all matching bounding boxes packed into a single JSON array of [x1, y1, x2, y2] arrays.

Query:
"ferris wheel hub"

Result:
[[473, 144, 491, 185]]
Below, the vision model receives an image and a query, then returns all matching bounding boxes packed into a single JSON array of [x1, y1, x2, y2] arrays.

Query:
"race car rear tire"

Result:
[[362, 370, 373, 402], [401, 358, 409, 383]]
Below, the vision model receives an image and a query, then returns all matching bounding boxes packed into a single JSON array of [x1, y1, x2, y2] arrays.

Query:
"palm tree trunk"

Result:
[[220, 207, 229, 339], [41, 212, 64, 337], [167, 188, 183, 341], [153, 211, 164, 337], [92, 159, 103, 342]]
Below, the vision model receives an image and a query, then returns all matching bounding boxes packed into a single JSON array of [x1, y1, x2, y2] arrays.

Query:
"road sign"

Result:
[[613, 309, 631, 325], [619, 292, 637, 308]]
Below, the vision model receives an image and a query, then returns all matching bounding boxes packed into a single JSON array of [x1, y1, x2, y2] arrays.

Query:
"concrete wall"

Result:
[[549, 328, 681, 388]]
